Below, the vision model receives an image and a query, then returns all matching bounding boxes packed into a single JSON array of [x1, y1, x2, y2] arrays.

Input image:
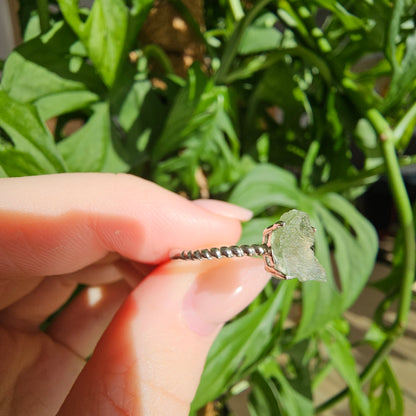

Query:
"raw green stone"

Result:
[[270, 209, 326, 282]]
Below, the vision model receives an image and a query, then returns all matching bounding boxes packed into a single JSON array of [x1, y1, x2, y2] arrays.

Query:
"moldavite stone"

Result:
[[270, 209, 326, 282]]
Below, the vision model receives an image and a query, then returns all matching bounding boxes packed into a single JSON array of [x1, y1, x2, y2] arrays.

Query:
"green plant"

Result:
[[1, 0, 415, 414]]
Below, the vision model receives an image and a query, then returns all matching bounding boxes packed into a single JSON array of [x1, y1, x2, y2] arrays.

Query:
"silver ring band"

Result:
[[171, 243, 270, 261], [170, 209, 327, 283], [171, 220, 287, 279]]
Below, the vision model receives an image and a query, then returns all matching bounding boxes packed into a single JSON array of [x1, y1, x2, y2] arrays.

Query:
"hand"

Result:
[[0, 173, 270, 416]]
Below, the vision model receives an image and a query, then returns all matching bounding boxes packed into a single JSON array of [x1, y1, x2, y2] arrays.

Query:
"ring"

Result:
[[171, 209, 327, 282]]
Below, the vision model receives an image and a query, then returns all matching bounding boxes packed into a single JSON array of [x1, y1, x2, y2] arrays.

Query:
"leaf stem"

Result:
[[314, 154, 416, 195], [292, 2, 332, 54], [37, 0, 50, 33], [142, 45, 174, 74], [367, 109, 415, 330], [316, 109, 415, 413], [301, 140, 321, 192], [215, 0, 272, 84], [315, 338, 394, 412]]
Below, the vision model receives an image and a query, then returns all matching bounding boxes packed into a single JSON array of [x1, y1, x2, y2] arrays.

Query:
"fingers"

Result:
[[0, 326, 85, 416], [0, 256, 138, 328], [58, 258, 270, 416], [0, 173, 243, 279], [0, 276, 77, 331], [47, 280, 131, 359]]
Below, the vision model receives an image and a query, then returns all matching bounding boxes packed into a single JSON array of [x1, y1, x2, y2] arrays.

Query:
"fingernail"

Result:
[[193, 199, 253, 222], [183, 258, 270, 336]]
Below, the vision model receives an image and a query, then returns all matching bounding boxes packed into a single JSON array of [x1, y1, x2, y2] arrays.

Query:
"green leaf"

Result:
[[354, 118, 380, 162], [36, 90, 100, 120], [384, 30, 416, 110], [0, 91, 66, 175], [248, 371, 282, 416], [0, 165, 7, 178], [116, 79, 153, 132], [82, 0, 130, 87], [385, 0, 403, 70], [258, 358, 314, 416], [191, 280, 297, 411], [225, 52, 285, 82], [111, 74, 167, 172], [1, 21, 101, 104], [312, 0, 364, 31], [295, 208, 340, 339], [321, 322, 370, 415], [274, 373, 314, 416], [297, 194, 378, 338], [58, 101, 128, 172], [152, 67, 243, 196], [59, 0, 153, 87], [228, 164, 301, 214], [215, 0, 273, 83], [228, 164, 378, 339], [394, 101, 416, 149], [383, 0, 416, 110], [130, 0, 155, 22], [151, 65, 209, 161], [238, 15, 282, 55], [369, 360, 404, 416], [228, 0, 245, 21], [0, 149, 53, 176], [56, 0, 86, 35], [318, 193, 378, 308]]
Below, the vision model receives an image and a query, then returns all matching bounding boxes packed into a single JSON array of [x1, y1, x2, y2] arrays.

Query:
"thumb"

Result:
[[58, 257, 269, 416]]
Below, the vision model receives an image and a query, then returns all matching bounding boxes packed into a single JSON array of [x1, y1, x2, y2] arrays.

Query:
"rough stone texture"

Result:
[[270, 209, 326, 282]]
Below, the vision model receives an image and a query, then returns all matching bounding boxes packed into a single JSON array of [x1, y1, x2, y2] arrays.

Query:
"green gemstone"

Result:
[[270, 209, 326, 282]]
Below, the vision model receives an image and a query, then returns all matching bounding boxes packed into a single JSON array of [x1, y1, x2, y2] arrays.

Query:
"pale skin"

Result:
[[0, 173, 270, 416]]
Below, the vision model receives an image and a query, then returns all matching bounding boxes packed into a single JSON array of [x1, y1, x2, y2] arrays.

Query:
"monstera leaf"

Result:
[[229, 163, 378, 338]]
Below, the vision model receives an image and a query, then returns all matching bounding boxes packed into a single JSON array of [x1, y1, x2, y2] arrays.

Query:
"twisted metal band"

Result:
[[171, 243, 270, 261]]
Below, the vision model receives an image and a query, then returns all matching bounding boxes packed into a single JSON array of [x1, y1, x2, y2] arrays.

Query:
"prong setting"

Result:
[[171, 209, 326, 283], [262, 221, 286, 279]]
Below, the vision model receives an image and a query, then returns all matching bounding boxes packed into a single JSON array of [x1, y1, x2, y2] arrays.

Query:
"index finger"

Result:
[[0, 173, 244, 279]]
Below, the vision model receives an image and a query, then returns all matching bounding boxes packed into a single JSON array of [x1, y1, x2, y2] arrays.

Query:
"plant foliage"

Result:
[[1, 0, 415, 414]]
